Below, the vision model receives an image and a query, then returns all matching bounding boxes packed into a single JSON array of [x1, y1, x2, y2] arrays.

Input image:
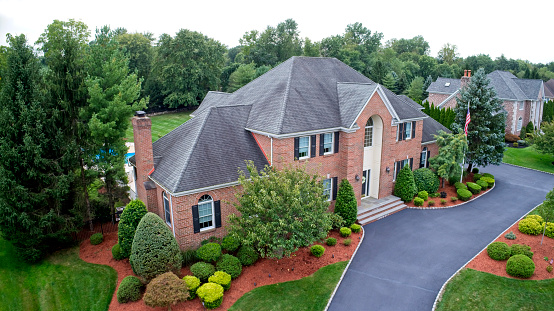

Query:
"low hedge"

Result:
[[112, 243, 125, 260], [221, 236, 241, 253], [237, 246, 259, 266], [209, 271, 232, 291], [414, 197, 424, 206], [350, 224, 361, 233], [196, 243, 222, 263], [326, 238, 337, 246], [482, 173, 494, 179], [519, 218, 543, 235], [116, 275, 143, 303], [340, 227, 352, 237], [190, 262, 216, 282], [510, 244, 533, 259], [197, 282, 224, 309], [466, 182, 482, 194], [183, 275, 201, 299], [311, 245, 325, 258], [417, 191, 429, 201], [216, 254, 242, 279], [473, 173, 482, 182], [487, 241, 511, 261], [476, 179, 488, 189], [457, 188, 472, 201], [90, 233, 103, 245], [506, 254, 535, 278], [454, 182, 467, 190], [480, 177, 495, 188]]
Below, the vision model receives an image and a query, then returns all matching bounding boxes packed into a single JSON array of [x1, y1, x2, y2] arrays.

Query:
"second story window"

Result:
[[322, 178, 332, 201], [298, 136, 310, 159], [323, 133, 333, 154], [397, 121, 416, 141], [519, 101, 524, 110]]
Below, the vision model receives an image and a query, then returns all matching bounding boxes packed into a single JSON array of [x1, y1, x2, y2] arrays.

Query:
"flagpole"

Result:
[[461, 100, 470, 183]]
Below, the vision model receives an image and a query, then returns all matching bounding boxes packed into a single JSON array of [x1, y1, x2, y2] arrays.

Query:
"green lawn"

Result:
[[503, 146, 554, 174], [436, 268, 554, 311], [229, 261, 347, 311], [0, 236, 117, 311], [125, 111, 192, 143]]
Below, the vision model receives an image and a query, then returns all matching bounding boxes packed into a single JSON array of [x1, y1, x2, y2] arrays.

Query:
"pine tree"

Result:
[[423, 75, 433, 98], [453, 68, 506, 172], [382, 72, 397, 93], [407, 76, 424, 102], [334, 179, 358, 226]]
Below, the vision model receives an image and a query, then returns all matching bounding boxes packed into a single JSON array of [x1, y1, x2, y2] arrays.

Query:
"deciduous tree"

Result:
[[533, 121, 554, 156], [428, 131, 467, 188]]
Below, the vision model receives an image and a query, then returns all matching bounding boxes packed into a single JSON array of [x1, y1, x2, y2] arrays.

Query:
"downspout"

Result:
[[270, 137, 273, 165], [169, 195, 176, 238]]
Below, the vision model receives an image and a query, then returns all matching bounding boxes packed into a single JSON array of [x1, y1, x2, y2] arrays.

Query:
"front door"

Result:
[[362, 169, 371, 197]]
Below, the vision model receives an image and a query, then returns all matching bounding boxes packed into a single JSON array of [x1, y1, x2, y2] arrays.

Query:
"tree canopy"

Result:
[[428, 131, 468, 187]]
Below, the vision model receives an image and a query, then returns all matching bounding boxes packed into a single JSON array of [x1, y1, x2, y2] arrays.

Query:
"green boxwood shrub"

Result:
[[448, 175, 460, 186], [216, 254, 242, 279], [311, 245, 325, 258], [413, 168, 439, 194], [350, 224, 361, 233], [90, 233, 103, 245], [116, 275, 143, 303], [454, 182, 467, 190], [519, 218, 543, 235], [190, 262, 216, 282], [329, 213, 345, 230], [476, 179, 488, 189], [340, 227, 352, 237], [118, 199, 148, 258], [430, 192, 440, 198], [112, 243, 125, 260], [208, 271, 232, 291], [480, 177, 495, 188], [510, 244, 533, 259], [457, 188, 472, 201], [545, 222, 554, 239], [237, 246, 259, 266], [129, 213, 182, 282], [472, 168, 479, 174], [343, 239, 352, 246], [513, 142, 519, 147], [440, 199, 447, 205], [326, 238, 337, 246], [482, 173, 494, 179], [196, 243, 222, 263], [414, 197, 424, 206], [506, 254, 535, 278], [487, 242, 511, 260], [428, 200, 435, 206], [473, 173, 482, 181], [201, 236, 221, 246], [183, 275, 201, 299], [221, 236, 241, 253], [182, 249, 198, 267], [466, 182, 482, 194], [394, 166, 417, 202], [417, 190, 429, 201], [197, 282, 224, 309], [334, 179, 358, 226]]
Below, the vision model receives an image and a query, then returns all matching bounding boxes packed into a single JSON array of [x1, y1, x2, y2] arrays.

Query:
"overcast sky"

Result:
[[1, 0, 552, 64]]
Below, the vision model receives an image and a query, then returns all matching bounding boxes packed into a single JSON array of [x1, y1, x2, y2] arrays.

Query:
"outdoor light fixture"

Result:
[[386, 167, 390, 173], [355, 174, 360, 181]]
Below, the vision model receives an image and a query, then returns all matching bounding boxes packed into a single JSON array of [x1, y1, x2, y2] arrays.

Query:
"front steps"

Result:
[[357, 195, 406, 225]]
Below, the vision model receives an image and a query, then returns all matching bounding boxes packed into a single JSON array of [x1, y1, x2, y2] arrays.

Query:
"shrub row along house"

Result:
[[130, 57, 448, 249], [427, 70, 546, 136]]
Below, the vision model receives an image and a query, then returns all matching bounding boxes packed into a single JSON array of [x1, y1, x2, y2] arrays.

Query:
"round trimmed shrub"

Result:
[[118, 199, 148, 258], [311, 245, 325, 258], [350, 224, 361, 233], [473, 173, 482, 182], [457, 188, 472, 201], [237, 246, 259, 266], [472, 167, 479, 174], [209, 271, 232, 291], [518, 218, 543, 235], [221, 236, 240, 253], [505, 231, 517, 240], [129, 213, 182, 282], [190, 262, 216, 282], [414, 197, 424, 206], [480, 177, 495, 188], [545, 222, 554, 239], [510, 244, 533, 259], [343, 239, 352, 246], [413, 168, 439, 194], [143, 272, 189, 308], [417, 191, 429, 201], [90, 233, 103, 245], [197, 243, 222, 263], [329, 213, 345, 230], [430, 192, 440, 198], [326, 238, 337, 246], [216, 254, 242, 279], [340, 227, 352, 237], [394, 165, 417, 202], [334, 179, 358, 226], [201, 236, 222, 246], [116, 275, 143, 303], [506, 254, 535, 278], [482, 173, 494, 179], [428, 200, 435, 206], [183, 275, 201, 299], [476, 179, 488, 189], [454, 182, 467, 190], [525, 215, 544, 225], [487, 242, 511, 260], [112, 243, 125, 260], [440, 199, 447, 205], [466, 182, 482, 194], [197, 282, 224, 309]]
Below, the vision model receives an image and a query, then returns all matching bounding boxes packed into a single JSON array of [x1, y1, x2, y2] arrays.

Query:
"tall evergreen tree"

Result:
[[423, 75, 433, 98], [382, 72, 397, 93], [407, 76, 424, 101], [428, 131, 468, 188], [453, 68, 506, 172]]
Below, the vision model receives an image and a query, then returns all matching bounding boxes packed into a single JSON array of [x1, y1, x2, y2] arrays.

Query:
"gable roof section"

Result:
[[149, 105, 269, 194], [398, 95, 424, 110], [191, 91, 233, 116], [513, 79, 543, 100], [487, 70, 527, 100], [422, 117, 451, 143], [337, 82, 378, 128], [381, 87, 427, 120], [426, 77, 460, 94], [545, 79, 554, 99]]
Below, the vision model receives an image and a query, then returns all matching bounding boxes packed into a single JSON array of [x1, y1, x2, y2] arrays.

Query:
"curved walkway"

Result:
[[328, 163, 554, 311]]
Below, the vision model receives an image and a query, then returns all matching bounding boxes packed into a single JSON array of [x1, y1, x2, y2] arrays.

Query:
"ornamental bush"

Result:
[[343, 239, 352, 246], [487, 242, 511, 261], [473, 173, 482, 182], [414, 197, 424, 206], [311, 245, 325, 258], [505, 231, 517, 240], [143, 272, 189, 309], [209, 271, 232, 291], [90, 233, 103, 245], [413, 168, 439, 194], [440, 192, 447, 198], [326, 238, 337, 246], [476, 179, 488, 189], [417, 191, 429, 201], [112, 243, 125, 260], [182, 249, 198, 267], [510, 244, 533, 259], [466, 182, 482, 194], [480, 177, 495, 188], [506, 254, 535, 278], [428, 200, 435, 206], [329, 213, 345, 230], [190, 262, 216, 282], [183, 275, 201, 299], [513, 142, 519, 147], [118, 199, 148, 258], [116, 275, 143, 303], [525, 215, 544, 225], [430, 192, 440, 198], [454, 182, 467, 190], [201, 236, 222, 246], [482, 173, 494, 179], [472, 167, 479, 174], [130, 213, 182, 282], [197, 282, 224, 309], [394, 165, 417, 202], [451, 197, 458, 202], [518, 218, 543, 235], [216, 254, 242, 279], [350, 224, 361, 233], [457, 188, 472, 201], [545, 222, 554, 239], [340, 227, 352, 237], [440, 199, 447, 205], [334, 179, 358, 226], [221, 236, 241, 253], [196, 243, 222, 263], [237, 246, 259, 266]]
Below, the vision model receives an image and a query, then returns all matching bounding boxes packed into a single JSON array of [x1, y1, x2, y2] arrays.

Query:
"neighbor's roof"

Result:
[[545, 79, 554, 99], [426, 78, 461, 94], [421, 117, 451, 143]]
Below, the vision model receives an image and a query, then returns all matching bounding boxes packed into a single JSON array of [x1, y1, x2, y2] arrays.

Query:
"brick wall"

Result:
[[428, 93, 451, 106], [131, 115, 155, 209]]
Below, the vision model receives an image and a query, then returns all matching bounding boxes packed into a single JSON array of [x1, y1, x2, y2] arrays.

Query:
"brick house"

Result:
[[427, 70, 546, 135], [131, 57, 448, 250]]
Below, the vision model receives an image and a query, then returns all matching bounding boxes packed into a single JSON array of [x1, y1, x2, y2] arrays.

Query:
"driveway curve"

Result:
[[328, 164, 554, 311]]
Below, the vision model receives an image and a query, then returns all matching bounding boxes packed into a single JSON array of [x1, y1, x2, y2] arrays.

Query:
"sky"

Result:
[[1, 0, 552, 64]]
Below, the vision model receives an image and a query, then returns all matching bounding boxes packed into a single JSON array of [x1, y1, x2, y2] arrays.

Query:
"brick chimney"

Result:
[[461, 70, 471, 89], [131, 111, 158, 212]]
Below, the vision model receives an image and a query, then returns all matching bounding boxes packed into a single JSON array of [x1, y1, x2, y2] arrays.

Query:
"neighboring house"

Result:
[[545, 79, 554, 101], [427, 70, 545, 135], [130, 57, 449, 249]]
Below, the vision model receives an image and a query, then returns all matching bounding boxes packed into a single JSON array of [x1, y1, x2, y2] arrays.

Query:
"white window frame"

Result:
[[393, 159, 411, 181], [405, 122, 412, 140], [198, 195, 215, 231], [323, 133, 334, 155], [517, 117, 523, 132], [298, 136, 310, 159], [322, 178, 332, 201], [163, 192, 171, 226], [421, 147, 428, 168], [364, 118, 373, 147], [519, 101, 524, 110]]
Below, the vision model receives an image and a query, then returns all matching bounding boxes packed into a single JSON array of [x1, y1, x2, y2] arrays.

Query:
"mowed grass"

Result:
[[436, 268, 554, 311], [125, 111, 192, 143], [229, 261, 347, 311], [0, 236, 117, 311], [503, 146, 554, 174]]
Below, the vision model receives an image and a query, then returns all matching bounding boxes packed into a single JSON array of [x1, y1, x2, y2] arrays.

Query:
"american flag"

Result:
[[464, 104, 471, 136]]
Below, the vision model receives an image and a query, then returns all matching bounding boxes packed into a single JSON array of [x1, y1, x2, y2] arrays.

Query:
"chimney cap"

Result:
[[136, 111, 146, 117]]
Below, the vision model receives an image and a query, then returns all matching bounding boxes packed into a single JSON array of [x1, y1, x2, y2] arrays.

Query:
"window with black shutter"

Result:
[[310, 135, 316, 158], [332, 177, 338, 200], [334, 132, 340, 153]]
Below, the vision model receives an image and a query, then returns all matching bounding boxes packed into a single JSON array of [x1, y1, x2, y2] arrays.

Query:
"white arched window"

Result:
[[163, 192, 171, 225], [198, 195, 214, 230], [517, 117, 523, 132], [364, 118, 374, 147]]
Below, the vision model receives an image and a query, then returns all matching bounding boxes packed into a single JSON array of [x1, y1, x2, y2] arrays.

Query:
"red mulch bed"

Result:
[[79, 230, 361, 310], [466, 221, 554, 280]]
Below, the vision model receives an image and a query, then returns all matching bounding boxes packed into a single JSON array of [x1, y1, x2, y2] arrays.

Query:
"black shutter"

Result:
[[412, 121, 416, 139], [319, 134, 325, 156], [310, 135, 316, 158], [395, 161, 401, 179], [294, 137, 299, 160], [398, 123, 404, 141], [420, 151, 425, 168], [361, 170, 367, 195], [192, 205, 200, 233], [426, 150, 430, 168], [334, 132, 340, 153], [332, 177, 338, 200], [409, 158, 413, 170], [214, 200, 221, 228]]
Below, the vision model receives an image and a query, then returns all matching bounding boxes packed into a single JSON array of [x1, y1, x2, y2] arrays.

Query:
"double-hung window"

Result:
[[519, 101, 524, 110], [198, 195, 214, 230], [163, 192, 171, 225], [323, 133, 333, 154], [397, 121, 416, 141], [322, 178, 332, 201], [298, 136, 310, 159], [364, 118, 373, 147]]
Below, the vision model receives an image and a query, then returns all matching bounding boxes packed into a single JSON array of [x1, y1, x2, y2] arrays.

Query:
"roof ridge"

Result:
[[277, 57, 295, 134]]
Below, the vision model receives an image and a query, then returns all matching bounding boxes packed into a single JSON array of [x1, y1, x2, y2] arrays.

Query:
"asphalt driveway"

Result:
[[328, 164, 554, 311]]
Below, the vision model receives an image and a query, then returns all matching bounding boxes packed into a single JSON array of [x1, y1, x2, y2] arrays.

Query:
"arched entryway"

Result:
[[362, 115, 383, 199]]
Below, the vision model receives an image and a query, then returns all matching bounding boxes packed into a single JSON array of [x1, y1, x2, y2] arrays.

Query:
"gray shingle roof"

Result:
[[381, 87, 427, 120], [426, 78, 460, 94], [398, 95, 424, 110], [513, 79, 543, 100], [545, 79, 554, 98], [337, 82, 378, 128], [422, 117, 451, 143]]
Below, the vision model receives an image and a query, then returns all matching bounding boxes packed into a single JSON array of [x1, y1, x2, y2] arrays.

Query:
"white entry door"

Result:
[[362, 169, 371, 197]]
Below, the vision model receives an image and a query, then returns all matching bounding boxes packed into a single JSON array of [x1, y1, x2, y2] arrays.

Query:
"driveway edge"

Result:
[[431, 202, 542, 311], [502, 162, 554, 175], [324, 226, 365, 311], [407, 184, 496, 210]]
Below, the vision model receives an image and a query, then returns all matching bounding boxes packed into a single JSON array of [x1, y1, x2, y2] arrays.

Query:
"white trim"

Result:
[[169, 194, 176, 237], [270, 137, 273, 165], [198, 195, 215, 232], [348, 85, 400, 129], [323, 133, 334, 155], [149, 176, 240, 198], [391, 117, 426, 125], [437, 90, 460, 108], [322, 178, 332, 201], [298, 136, 311, 159], [245, 126, 357, 139], [421, 140, 437, 146]]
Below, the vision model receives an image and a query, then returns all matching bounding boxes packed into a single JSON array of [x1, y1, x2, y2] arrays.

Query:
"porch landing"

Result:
[[357, 195, 406, 225]]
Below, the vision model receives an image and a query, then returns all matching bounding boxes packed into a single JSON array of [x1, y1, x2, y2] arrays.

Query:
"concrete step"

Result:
[[358, 204, 407, 225], [357, 200, 403, 218]]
